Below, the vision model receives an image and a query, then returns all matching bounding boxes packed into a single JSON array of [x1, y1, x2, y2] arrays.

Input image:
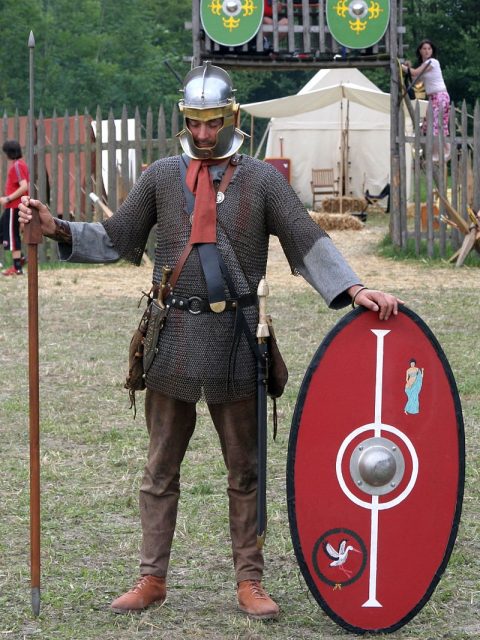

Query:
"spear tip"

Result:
[[28, 31, 35, 48]]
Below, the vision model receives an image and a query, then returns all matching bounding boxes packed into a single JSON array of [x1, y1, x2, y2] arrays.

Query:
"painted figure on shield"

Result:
[[404, 359, 424, 415], [19, 62, 402, 620]]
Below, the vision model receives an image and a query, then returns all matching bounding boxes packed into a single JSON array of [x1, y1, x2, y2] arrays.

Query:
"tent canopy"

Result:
[[240, 68, 423, 206], [242, 81, 393, 119]]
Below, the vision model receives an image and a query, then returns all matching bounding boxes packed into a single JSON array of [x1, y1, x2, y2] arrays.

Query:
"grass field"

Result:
[[0, 215, 478, 639]]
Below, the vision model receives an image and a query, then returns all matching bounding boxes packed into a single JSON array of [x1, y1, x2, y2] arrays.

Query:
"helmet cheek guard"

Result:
[[177, 62, 247, 160]]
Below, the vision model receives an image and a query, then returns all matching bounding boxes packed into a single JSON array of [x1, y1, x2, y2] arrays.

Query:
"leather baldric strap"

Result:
[[155, 241, 193, 302]]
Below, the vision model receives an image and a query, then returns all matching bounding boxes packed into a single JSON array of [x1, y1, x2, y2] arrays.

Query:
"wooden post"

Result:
[[389, 0, 401, 247], [192, 0, 201, 67], [473, 101, 480, 212]]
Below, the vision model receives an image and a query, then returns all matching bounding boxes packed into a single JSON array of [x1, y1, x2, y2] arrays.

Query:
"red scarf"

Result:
[[186, 159, 225, 244]]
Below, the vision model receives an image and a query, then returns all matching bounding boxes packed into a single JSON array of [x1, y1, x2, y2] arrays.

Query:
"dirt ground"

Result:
[[35, 221, 479, 300]]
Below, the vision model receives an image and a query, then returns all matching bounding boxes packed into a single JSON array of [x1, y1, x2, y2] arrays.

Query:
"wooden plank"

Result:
[[50, 111, 58, 218], [435, 191, 470, 235], [121, 105, 130, 200], [389, 0, 401, 247], [146, 106, 153, 166], [413, 101, 421, 254], [107, 109, 117, 211], [36, 111, 47, 262], [84, 110, 93, 222], [437, 105, 446, 257], [272, 0, 280, 52], [455, 228, 477, 267], [74, 111, 82, 219], [474, 101, 480, 212], [135, 107, 142, 180], [460, 101, 469, 228], [158, 105, 167, 159], [95, 106, 103, 221], [171, 104, 179, 156], [1, 113, 7, 189], [425, 102, 434, 257], [318, 0, 326, 52], [301, 0, 311, 53], [398, 106, 407, 246], [192, 0, 201, 67], [62, 111, 70, 219], [286, 0, 295, 52]]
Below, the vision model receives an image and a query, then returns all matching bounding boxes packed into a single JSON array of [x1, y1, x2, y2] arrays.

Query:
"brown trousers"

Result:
[[139, 389, 263, 582]]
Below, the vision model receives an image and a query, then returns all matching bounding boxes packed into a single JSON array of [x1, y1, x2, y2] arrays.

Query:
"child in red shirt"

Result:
[[1, 140, 29, 275]]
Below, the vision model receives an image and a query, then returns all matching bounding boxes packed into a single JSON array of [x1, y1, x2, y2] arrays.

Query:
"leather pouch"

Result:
[[266, 316, 288, 398], [143, 299, 168, 373]]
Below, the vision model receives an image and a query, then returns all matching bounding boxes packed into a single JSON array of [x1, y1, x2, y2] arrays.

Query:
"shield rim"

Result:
[[326, 0, 391, 50], [200, 0, 264, 47], [286, 305, 465, 635]]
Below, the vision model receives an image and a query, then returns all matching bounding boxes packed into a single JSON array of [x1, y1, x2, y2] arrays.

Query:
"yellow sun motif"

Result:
[[209, 0, 222, 16], [242, 0, 257, 17], [223, 15, 241, 30], [334, 0, 349, 18]]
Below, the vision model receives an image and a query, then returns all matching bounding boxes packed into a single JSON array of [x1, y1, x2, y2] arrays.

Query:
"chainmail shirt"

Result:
[[98, 154, 360, 403]]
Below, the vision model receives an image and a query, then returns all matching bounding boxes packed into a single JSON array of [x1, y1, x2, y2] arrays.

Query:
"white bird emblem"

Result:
[[324, 539, 360, 578]]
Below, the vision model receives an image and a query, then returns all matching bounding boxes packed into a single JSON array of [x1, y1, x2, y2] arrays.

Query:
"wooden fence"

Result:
[[2, 96, 479, 264], [393, 98, 480, 259], [0, 105, 180, 262]]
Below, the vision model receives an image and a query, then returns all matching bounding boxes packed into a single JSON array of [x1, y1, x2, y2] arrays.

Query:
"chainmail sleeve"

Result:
[[102, 162, 158, 265], [259, 160, 361, 308]]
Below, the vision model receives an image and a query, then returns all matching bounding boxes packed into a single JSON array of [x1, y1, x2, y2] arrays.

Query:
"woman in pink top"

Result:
[[402, 39, 451, 160]]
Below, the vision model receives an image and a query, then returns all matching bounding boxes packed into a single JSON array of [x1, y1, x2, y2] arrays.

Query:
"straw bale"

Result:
[[309, 211, 365, 231], [321, 196, 366, 213]]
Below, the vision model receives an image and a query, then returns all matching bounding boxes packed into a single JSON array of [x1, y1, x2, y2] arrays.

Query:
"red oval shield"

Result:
[[287, 306, 464, 634]]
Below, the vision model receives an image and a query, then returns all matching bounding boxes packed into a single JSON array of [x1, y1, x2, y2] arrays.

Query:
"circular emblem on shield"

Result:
[[312, 528, 367, 587], [327, 0, 390, 49], [200, 0, 264, 47]]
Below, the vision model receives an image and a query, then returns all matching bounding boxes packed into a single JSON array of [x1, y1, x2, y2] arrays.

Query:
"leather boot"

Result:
[[237, 580, 279, 619], [110, 575, 166, 613]]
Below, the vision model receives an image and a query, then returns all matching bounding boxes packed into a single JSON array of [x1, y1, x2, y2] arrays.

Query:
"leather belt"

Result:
[[165, 293, 256, 315]]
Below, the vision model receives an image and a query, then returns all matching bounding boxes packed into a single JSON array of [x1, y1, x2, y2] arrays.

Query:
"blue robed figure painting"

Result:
[[404, 359, 424, 414]]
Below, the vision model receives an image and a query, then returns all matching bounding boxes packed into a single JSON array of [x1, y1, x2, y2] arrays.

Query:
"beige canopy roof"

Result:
[[242, 82, 395, 118], [240, 68, 424, 205]]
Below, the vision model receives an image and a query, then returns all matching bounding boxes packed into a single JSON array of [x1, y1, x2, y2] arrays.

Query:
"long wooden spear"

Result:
[[24, 30, 42, 617]]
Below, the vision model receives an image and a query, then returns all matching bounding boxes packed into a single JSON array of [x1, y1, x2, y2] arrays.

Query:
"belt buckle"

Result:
[[187, 296, 203, 314]]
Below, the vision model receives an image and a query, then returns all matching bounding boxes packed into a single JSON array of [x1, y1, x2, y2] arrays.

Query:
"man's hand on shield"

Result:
[[348, 285, 405, 321]]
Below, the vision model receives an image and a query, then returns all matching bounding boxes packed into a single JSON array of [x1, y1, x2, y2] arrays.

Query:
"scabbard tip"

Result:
[[256, 534, 265, 550]]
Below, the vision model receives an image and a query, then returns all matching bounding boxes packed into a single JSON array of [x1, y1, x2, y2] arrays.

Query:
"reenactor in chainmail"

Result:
[[19, 63, 401, 619]]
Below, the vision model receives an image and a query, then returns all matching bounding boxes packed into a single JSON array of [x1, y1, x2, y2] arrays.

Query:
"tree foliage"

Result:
[[0, 1, 478, 118]]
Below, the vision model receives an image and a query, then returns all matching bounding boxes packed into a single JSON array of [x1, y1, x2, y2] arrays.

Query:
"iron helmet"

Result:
[[178, 61, 246, 160]]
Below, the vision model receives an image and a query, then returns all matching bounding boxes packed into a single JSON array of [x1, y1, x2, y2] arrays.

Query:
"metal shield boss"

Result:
[[200, 0, 264, 47], [287, 307, 464, 634], [327, 0, 390, 49]]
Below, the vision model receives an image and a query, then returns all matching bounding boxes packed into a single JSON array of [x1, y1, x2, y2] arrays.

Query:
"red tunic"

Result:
[[5, 158, 29, 207]]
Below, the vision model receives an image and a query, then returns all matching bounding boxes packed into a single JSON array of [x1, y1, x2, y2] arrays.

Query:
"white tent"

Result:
[[91, 119, 138, 195], [242, 68, 420, 206]]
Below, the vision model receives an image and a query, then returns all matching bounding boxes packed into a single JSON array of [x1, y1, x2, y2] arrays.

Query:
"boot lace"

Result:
[[247, 580, 268, 600], [131, 575, 155, 594]]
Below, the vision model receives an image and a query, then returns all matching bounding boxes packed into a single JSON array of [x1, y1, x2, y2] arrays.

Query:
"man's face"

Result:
[[187, 118, 223, 148]]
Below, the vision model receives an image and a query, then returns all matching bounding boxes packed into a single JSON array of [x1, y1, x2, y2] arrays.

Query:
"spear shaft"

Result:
[[25, 30, 42, 617]]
